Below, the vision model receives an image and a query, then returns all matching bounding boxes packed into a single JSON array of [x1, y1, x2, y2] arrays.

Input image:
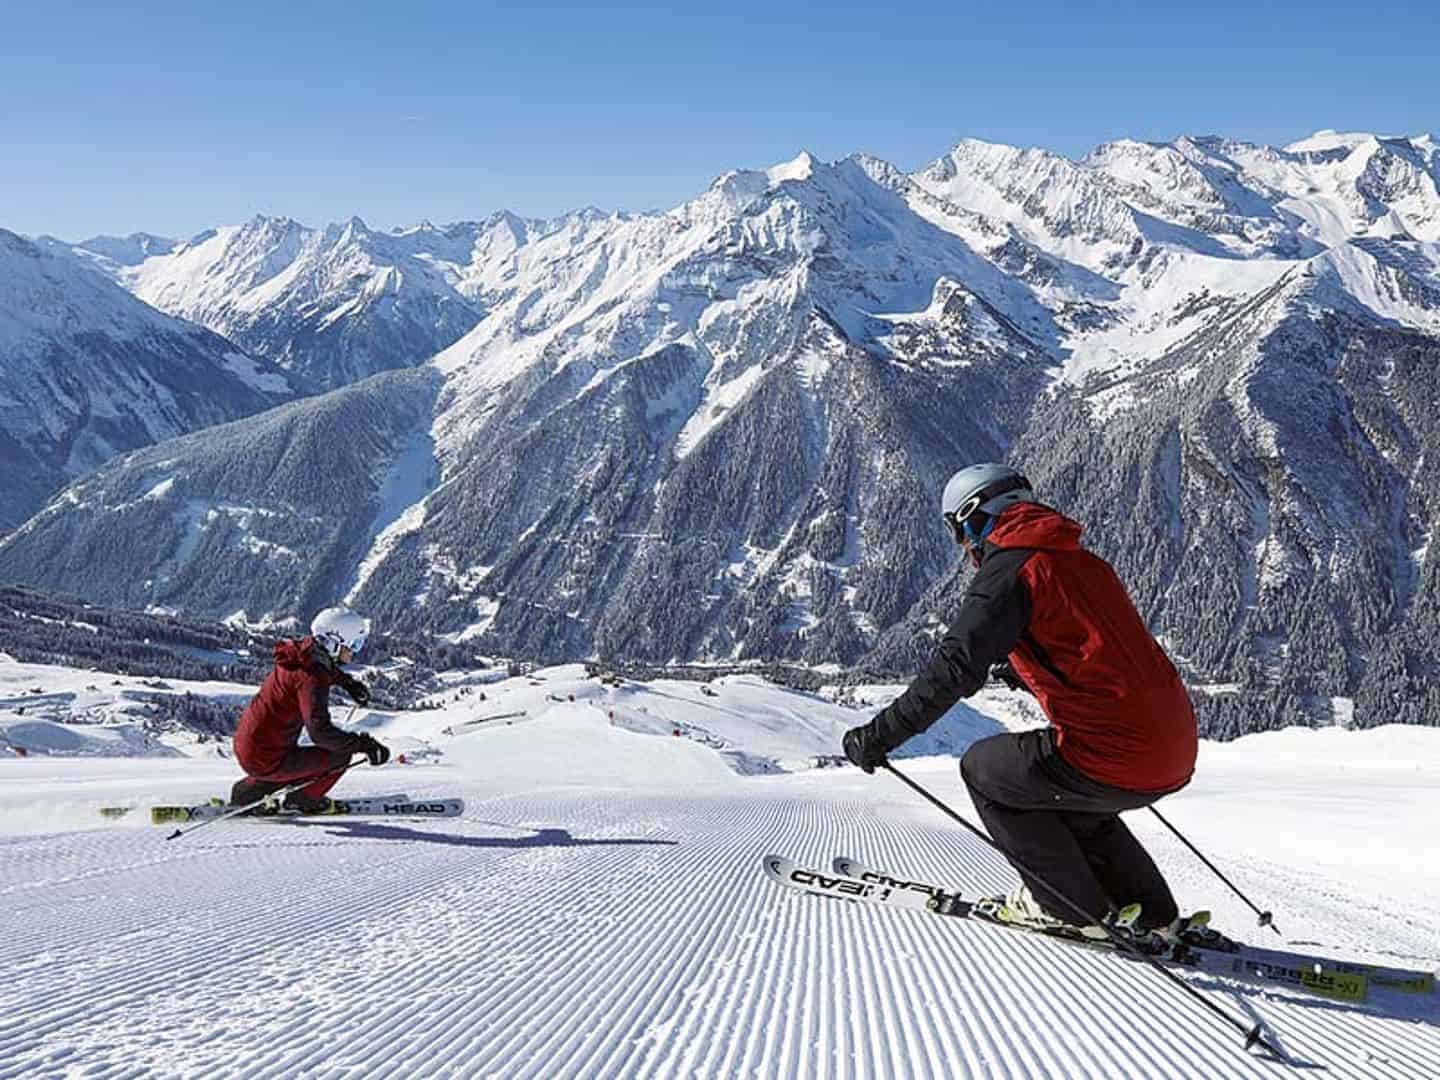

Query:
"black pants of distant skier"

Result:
[[230, 745, 350, 806], [959, 728, 1181, 929]]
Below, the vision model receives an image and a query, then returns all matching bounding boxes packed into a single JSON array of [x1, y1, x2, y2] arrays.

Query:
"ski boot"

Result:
[[1104, 903, 1171, 955], [281, 792, 338, 815], [974, 884, 1111, 942], [249, 797, 284, 818], [230, 778, 284, 814], [1167, 910, 1240, 953]]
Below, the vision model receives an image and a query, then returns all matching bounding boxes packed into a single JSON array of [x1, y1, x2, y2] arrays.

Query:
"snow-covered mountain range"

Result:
[[0, 229, 296, 531], [4, 129, 1439, 733], [55, 215, 515, 389]]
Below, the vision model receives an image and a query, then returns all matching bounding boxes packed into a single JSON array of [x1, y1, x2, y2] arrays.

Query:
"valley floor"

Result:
[[1, 686, 1437, 1078]]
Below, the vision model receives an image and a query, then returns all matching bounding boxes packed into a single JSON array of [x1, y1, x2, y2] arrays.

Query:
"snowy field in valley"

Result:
[[1, 659, 1437, 1078]]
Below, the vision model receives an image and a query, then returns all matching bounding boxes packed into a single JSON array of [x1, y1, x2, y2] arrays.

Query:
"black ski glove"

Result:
[[990, 661, 1028, 694], [338, 672, 371, 706], [356, 733, 390, 766], [843, 724, 889, 774]]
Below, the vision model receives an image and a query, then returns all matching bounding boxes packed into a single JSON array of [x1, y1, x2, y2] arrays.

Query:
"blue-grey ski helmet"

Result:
[[941, 463, 1033, 546]]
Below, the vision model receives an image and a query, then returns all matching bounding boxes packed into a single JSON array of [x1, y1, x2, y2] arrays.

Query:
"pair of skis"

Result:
[[762, 853, 1436, 1005], [146, 791, 464, 825]]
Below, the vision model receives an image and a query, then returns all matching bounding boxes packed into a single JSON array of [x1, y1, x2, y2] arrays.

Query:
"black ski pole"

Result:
[[881, 761, 1282, 1059], [165, 754, 367, 841], [1148, 805, 1281, 936]]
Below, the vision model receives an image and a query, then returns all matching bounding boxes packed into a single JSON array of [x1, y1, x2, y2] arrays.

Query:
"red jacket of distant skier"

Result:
[[234, 637, 366, 774], [876, 502, 1197, 793]]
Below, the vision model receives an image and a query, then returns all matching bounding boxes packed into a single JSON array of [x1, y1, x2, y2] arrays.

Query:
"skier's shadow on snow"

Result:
[[285, 820, 678, 850]]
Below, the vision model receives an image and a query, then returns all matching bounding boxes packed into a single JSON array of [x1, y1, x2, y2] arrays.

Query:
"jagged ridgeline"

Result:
[[43, 216, 495, 392], [3, 131, 1439, 735]]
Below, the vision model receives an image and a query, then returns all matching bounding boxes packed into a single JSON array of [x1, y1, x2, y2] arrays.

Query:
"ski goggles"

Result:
[[942, 473, 1031, 546]]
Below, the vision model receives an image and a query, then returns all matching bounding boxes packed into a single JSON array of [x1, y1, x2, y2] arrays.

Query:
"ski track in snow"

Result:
[[3, 782, 1437, 1079]]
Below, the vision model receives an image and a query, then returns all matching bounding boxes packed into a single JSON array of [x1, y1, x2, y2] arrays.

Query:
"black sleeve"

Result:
[[873, 549, 1034, 751]]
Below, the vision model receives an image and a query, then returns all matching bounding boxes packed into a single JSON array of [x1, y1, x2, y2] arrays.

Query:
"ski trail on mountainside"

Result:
[[2, 775, 1437, 1079]]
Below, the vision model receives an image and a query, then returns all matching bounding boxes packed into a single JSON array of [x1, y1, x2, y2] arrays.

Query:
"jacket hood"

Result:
[[274, 636, 321, 670], [986, 502, 1083, 551]]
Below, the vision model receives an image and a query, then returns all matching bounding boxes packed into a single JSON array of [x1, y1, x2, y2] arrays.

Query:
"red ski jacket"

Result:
[[876, 502, 1197, 793], [234, 637, 367, 774]]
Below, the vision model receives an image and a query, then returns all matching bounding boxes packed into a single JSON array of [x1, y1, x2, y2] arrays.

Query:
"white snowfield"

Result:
[[0, 658, 258, 765], [1, 663, 1437, 1078]]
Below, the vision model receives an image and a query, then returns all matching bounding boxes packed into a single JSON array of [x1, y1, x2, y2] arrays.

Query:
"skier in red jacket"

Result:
[[230, 606, 390, 813], [843, 464, 1196, 938]]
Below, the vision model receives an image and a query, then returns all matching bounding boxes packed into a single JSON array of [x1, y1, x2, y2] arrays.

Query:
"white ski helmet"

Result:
[[941, 463, 1034, 546], [311, 606, 371, 657]]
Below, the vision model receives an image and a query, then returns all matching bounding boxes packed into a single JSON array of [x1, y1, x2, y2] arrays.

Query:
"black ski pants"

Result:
[[959, 728, 1181, 928]]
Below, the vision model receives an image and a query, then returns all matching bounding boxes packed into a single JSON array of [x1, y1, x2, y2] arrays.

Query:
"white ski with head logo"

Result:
[[761, 855, 936, 912]]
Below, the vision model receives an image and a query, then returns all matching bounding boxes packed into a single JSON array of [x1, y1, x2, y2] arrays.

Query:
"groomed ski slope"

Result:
[[1, 667, 1438, 1079]]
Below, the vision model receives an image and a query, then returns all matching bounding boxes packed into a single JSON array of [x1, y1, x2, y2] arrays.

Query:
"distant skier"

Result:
[[842, 464, 1197, 938], [229, 606, 390, 813]]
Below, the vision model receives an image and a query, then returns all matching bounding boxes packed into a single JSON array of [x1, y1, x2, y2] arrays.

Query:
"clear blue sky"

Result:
[[5, 0, 1436, 240]]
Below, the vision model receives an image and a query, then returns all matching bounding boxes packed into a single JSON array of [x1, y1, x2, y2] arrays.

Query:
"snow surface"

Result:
[[0, 660, 256, 763], [222, 349, 293, 395], [343, 433, 439, 603], [1, 657, 1436, 1077]]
